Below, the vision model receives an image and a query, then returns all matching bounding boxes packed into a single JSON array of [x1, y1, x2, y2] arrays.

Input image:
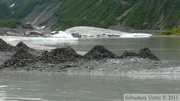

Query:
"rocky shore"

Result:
[[0, 38, 166, 73]]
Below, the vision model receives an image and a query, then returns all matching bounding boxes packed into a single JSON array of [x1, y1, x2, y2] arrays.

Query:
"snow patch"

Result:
[[10, 3, 15, 8]]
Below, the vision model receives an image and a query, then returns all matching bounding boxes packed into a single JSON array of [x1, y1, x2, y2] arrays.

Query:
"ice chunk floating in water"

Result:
[[66, 26, 152, 38]]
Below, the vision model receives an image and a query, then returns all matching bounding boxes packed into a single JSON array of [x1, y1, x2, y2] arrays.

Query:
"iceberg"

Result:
[[66, 26, 152, 38]]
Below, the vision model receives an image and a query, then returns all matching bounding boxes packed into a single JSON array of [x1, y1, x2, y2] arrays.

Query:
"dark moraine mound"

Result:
[[84, 45, 117, 60], [1, 48, 37, 67], [39, 46, 82, 64], [0, 38, 15, 51], [137, 47, 160, 61], [16, 42, 33, 50], [120, 51, 137, 59], [16, 41, 44, 56]]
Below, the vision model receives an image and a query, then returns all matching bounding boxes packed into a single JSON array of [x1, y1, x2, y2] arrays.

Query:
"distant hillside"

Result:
[[0, 1, 19, 28], [2, 0, 180, 30], [53, 0, 180, 30]]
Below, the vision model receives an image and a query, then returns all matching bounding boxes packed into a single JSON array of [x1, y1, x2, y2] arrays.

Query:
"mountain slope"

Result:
[[53, 0, 180, 30], [0, 1, 20, 28], [125, 0, 180, 30], [2, 0, 180, 30], [53, 0, 138, 30]]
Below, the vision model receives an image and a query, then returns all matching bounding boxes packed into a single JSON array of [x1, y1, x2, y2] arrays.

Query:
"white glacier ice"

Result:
[[51, 31, 75, 38], [66, 26, 152, 38]]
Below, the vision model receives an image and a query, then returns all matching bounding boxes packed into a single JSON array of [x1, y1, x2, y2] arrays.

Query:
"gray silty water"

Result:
[[0, 72, 180, 101]]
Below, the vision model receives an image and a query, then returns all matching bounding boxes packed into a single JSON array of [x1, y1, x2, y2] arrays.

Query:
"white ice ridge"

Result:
[[52, 31, 74, 38], [66, 26, 152, 38]]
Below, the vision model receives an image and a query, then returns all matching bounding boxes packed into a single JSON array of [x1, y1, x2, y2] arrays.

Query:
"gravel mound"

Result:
[[1, 48, 37, 67], [84, 45, 117, 60], [39, 46, 82, 64], [16, 41, 44, 56], [119, 48, 159, 61], [16, 42, 32, 50], [137, 47, 160, 61], [0, 38, 15, 51]]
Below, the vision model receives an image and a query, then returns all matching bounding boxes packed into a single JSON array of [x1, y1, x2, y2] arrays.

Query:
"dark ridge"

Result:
[[39, 46, 82, 64], [84, 45, 117, 60], [137, 47, 160, 61], [120, 51, 137, 59], [0, 38, 16, 51], [1, 48, 37, 67]]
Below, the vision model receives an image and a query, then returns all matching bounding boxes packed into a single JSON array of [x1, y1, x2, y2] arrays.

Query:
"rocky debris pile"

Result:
[[0, 38, 16, 51], [119, 48, 159, 61], [1, 48, 37, 67], [39, 46, 82, 64], [16, 42, 33, 50], [137, 47, 160, 61], [0, 40, 161, 70], [84, 45, 118, 60], [15, 41, 44, 56], [120, 51, 137, 59]]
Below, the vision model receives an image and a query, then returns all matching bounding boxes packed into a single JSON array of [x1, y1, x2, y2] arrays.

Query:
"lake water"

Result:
[[0, 72, 180, 101], [1, 36, 180, 101]]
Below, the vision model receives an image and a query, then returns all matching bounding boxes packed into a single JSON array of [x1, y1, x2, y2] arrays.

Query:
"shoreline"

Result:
[[152, 34, 180, 37]]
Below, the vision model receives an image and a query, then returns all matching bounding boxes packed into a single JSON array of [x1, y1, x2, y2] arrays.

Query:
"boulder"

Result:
[[84, 45, 117, 60], [39, 46, 81, 64], [0, 38, 16, 51], [1, 48, 37, 67], [137, 47, 160, 61], [120, 51, 137, 58]]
